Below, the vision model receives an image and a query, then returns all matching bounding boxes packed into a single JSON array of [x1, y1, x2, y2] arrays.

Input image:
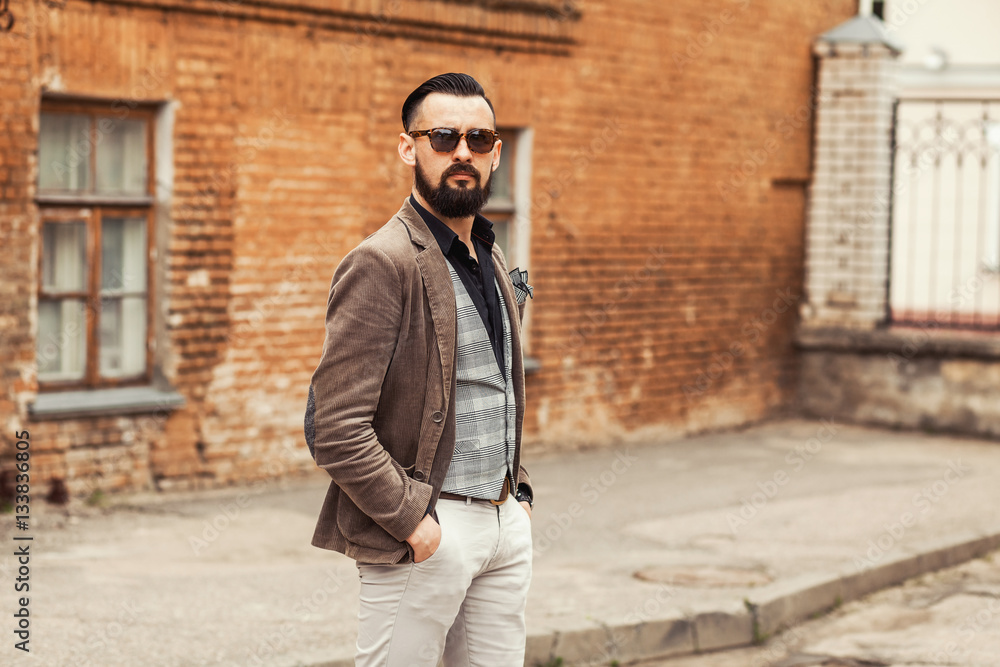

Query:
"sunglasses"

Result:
[[408, 128, 499, 154]]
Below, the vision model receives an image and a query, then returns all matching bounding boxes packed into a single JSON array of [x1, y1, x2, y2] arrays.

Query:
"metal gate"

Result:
[[888, 98, 1000, 329]]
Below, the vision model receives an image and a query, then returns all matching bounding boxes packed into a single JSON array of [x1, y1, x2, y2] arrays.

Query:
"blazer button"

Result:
[[432, 411, 444, 423], [414, 470, 425, 481]]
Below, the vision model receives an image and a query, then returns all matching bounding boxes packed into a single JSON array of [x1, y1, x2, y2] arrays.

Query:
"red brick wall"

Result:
[[0, 3, 42, 478], [0, 0, 856, 495]]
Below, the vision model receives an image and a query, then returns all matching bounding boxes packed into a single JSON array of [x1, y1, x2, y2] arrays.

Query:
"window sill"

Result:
[[29, 386, 185, 420], [795, 325, 1000, 359], [36, 194, 154, 207]]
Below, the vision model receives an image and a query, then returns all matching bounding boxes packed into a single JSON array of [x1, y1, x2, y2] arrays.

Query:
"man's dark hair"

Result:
[[401, 73, 496, 131]]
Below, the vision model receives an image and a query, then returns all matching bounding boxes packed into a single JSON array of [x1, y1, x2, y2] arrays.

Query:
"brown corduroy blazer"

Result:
[[309, 198, 531, 564]]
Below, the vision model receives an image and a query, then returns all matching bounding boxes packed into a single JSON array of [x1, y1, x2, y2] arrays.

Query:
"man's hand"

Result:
[[519, 500, 532, 520], [406, 513, 441, 563]]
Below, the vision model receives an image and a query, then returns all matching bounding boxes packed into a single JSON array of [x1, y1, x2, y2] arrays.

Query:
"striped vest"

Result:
[[440, 261, 517, 498]]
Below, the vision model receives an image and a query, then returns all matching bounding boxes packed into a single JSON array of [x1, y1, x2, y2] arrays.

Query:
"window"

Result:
[[484, 127, 516, 258], [888, 99, 1000, 329], [36, 102, 155, 388], [484, 127, 537, 367], [484, 127, 532, 271]]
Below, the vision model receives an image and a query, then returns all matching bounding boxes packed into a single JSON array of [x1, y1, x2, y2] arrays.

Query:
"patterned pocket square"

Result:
[[508, 268, 533, 305]]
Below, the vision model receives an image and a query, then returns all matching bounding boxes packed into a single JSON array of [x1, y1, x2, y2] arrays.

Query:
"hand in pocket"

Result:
[[406, 513, 441, 563]]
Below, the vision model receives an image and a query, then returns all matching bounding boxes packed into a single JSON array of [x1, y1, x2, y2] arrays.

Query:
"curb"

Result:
[[297, 531, 1000, 667], [524, 530, 1000, 666]]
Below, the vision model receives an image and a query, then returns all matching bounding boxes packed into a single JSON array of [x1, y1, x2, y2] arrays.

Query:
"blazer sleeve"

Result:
[[308, 244, 432, 543]]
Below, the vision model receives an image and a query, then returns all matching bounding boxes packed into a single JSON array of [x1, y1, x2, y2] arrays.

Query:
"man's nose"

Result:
[[452, 135, 474, 161]]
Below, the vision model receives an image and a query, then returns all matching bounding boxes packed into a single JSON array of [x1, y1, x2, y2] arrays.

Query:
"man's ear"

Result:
[[399, 132, 417, 167], [491, 139, 503, 173]]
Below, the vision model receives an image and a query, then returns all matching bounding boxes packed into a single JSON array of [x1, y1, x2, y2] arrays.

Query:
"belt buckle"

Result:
[[490, 478, 509, 506]]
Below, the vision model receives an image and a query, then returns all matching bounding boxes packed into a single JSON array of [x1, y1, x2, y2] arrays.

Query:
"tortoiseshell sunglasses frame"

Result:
[[407, 128, 500, 154]]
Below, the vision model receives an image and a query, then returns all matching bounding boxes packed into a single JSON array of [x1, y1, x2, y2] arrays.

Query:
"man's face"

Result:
[[399, 92, 502, 220]]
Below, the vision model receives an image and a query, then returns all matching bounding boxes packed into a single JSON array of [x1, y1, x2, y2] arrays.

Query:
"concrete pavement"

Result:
[[3, 419, 1000, 666], [640, 548, 1000, 666]]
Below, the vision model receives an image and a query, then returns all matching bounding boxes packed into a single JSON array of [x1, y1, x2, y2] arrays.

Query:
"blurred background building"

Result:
[[1, 0, 995, 498], [799, 0, 1000, 438]]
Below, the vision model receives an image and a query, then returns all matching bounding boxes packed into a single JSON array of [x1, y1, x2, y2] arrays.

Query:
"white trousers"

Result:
[[355, 495, 533, 667]]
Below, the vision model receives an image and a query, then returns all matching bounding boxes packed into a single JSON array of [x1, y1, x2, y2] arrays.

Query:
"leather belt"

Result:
[[439, 478, 510, 506]]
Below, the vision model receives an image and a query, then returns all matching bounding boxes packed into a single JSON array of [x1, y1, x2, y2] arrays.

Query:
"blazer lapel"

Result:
[[492, 246, 525, 432], [397, 201, 457, 409]]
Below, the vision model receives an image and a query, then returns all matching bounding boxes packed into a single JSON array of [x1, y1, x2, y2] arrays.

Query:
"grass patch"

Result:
[[86, 489, 108, 507], [744, 598, 770, 644]]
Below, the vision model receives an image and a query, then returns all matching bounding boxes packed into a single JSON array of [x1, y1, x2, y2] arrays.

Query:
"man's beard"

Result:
[[414, 158, 493, 219]]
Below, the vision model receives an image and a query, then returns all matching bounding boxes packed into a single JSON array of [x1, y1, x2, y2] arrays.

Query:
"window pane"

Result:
[[491, 214, 511, 261], [38, 113, 92, 192], [102, 217, 147, 292], [37, 299, 87, 381], [42, 222, 87, 292], [99, 296, 147, 378], [96, 118, 148, 195], [488, 153, 513, 206]]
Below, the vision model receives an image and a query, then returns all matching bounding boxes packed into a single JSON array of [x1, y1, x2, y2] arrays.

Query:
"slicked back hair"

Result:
[[401, 73, 496, 131]]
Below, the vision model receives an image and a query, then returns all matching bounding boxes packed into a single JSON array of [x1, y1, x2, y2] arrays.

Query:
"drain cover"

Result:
[[633, 565, 772, 588]]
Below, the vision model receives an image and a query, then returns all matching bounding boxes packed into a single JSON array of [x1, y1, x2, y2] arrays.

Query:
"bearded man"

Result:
[[305, 72, 534, 667]]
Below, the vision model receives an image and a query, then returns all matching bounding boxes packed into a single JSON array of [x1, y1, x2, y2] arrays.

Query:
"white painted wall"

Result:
[[883, 0, 1000, 68]]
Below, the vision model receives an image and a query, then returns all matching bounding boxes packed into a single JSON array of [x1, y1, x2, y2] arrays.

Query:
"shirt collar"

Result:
[[409, 195, 495, 258]]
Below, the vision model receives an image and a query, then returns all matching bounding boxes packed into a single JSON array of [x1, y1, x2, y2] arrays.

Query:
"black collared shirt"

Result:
[[410, 195, 505, 372]]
